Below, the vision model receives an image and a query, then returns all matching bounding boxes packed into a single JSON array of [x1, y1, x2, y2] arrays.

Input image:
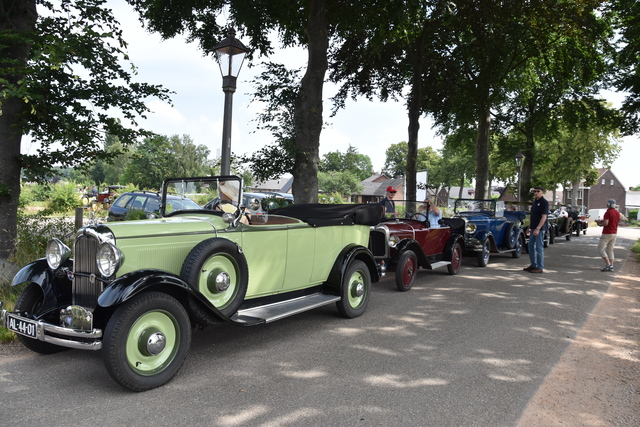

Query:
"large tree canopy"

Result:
[[0, 0, 170, 260]]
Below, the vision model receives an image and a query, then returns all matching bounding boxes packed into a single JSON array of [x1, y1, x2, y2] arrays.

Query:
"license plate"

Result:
[[7, 315, 38, 339]]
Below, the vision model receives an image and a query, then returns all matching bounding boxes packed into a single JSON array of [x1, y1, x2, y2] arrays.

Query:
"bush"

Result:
[[10, 212, 75, 268], [47, 183, 83, 213], [124, 208, 149, 221], [628, 209, 638, 221], [632, 239, 640, 262], [318, 193, 345, 204]]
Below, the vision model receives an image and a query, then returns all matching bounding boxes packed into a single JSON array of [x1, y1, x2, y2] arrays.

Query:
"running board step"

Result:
[[231, 293, 341, 324], [429, 261, 451, 270]]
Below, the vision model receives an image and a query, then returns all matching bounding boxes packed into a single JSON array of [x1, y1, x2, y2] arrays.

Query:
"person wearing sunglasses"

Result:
[[380, 186, 398, 218], [524, 187, 550, 273]]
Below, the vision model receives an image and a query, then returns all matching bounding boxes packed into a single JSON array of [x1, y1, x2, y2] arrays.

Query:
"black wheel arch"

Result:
[[325, 244, 379, 291], [444, 234, 465, 261], [97, 270, 231, 325], [394, 239, 428, 268], [10, 258, 72, 317]]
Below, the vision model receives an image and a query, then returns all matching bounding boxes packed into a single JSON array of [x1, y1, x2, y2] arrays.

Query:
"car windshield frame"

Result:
[[454, 199, 505, 217], [161, 176, 243, 217]]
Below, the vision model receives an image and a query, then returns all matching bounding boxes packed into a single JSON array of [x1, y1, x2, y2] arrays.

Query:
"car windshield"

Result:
[[161, 176, 243, 216], [454, 199, 497, 215]]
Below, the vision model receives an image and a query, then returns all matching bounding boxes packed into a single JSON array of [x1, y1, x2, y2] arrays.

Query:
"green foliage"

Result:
[[47, 183, 82, 213], [632, 239, 640, 262], [383, 142, 409, 177], [318, 171, 363, 201], [10, 212, 74, 268], [628, 209, 638, 221], [241, 62, 300, 182], [121, 134, 211, 190], [1, 0, 171, 181], [319, 145, 373, 181], [124, 208, 149, 221], [318, 193, 345, 204]]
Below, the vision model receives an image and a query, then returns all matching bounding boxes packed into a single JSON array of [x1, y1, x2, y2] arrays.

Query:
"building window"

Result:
[[610, 179, 614, 185], [602, 179, 605, 185]]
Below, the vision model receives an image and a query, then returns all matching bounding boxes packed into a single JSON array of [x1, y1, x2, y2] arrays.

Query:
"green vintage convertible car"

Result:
[[0, 176, 382, 391]]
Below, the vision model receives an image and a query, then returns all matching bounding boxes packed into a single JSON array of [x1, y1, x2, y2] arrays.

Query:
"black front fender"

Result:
[[97, 269, 226, 320], [395, 239, 428, 267], [325, 245, 379, 290], [11, 258, 72, 314]]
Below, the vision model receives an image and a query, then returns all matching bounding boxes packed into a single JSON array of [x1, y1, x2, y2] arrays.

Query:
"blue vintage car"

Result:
[[453, 199, 526, 266]]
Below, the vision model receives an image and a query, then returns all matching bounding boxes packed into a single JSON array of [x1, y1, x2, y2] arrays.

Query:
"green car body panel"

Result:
[[109, 214, 370, 299]]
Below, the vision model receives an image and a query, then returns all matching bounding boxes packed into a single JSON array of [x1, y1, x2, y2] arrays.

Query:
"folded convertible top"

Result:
[[270, 203, 383, 227]]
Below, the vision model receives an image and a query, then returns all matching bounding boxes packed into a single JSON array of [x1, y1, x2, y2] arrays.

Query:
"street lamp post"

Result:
[[213, 28, 250, 175], [515, 149, 525, 204]]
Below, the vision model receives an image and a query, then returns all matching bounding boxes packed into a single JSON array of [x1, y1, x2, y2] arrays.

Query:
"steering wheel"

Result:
[[409, 212, 427, 221]]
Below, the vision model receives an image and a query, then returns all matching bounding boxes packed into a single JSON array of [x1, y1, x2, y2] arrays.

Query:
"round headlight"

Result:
[[465, 222, 477, 234], [97, 242, 123, 277], [46, 238, 71, 270], [388, 235, 400, 248]]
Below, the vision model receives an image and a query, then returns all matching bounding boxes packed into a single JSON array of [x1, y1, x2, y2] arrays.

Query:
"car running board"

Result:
[[429, 261, 451, 270], [231, 293, 341, 324]]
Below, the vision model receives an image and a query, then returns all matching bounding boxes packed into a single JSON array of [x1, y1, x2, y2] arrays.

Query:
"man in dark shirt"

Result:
[[597, 199, 621, 272], [380, 186, 398, 218], [524, 187, 549, 273]]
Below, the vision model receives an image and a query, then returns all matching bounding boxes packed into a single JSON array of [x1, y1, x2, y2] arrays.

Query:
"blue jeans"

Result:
[[528, 231, 545, 269]]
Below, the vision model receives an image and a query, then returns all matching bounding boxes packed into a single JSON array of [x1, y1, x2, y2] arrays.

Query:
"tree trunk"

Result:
[[474, 104, 491, 199], [405, 32, 425, 203], [0, 0, 37, 262], [292, 0, 327, 204]]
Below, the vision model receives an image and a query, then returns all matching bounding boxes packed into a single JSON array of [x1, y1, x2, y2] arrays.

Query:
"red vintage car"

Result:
[[369, 201, 465, 291]]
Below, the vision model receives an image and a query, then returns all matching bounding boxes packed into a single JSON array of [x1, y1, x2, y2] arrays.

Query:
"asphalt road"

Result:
[[1, 226, 638, 426]]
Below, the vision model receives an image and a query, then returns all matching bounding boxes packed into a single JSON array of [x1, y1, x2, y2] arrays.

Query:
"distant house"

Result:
[[624, 191, 640, 216], [353, 174, 405, 204], [249, 176, 293, 194], [563, 168, 626, 214]]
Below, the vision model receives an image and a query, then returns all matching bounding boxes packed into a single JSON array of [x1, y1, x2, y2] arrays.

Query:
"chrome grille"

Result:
[[73, 234, 100, 309]]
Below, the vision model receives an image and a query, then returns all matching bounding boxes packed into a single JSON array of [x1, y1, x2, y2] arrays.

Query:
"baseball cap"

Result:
[[386, 186, 396, 192]]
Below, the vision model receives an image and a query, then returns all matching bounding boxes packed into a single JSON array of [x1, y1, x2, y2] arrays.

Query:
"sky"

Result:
[[23, 2, 640, 190]]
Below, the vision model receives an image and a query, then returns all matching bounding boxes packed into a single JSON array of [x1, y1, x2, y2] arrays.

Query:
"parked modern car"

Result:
[[1, 176, 381, 391], [368, 200, 465, 291], [453, 199, 526, 266], [107, 191, 202, 221]]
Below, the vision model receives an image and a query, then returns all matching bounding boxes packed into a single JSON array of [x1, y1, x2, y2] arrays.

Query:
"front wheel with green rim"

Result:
[[336, 260, 371, 318], [102, 292, 191, 392]]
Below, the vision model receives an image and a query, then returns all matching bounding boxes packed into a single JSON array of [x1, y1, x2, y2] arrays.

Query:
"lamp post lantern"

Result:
[[515, 149, 525, 204], [213, 28, 250, 175]]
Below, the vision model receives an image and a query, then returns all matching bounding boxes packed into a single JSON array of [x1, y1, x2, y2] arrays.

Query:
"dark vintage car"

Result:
[[1, 176, 382, 391], [505, 201, 555, 250], [550, 210, 574, 242], [368, 200, 465, 291], [568, 208, 589, 236], [453, 199, 526, 266]]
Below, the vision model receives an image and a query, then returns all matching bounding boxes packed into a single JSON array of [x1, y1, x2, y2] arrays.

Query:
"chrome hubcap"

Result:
[[214, 271, 231, 292], [146, 332, 166, 356]]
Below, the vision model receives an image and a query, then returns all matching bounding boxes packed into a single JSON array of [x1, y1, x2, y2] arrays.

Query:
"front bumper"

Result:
[[1, 302, 103, 351], [464, 236, 483, 251]]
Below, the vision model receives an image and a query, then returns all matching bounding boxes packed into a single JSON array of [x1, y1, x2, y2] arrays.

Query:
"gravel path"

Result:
[[517, 246, 640, 426]]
